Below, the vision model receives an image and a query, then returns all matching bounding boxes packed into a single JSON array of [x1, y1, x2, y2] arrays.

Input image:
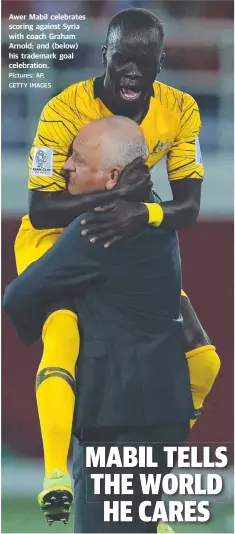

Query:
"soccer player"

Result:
[[13, 7, 220, 528]]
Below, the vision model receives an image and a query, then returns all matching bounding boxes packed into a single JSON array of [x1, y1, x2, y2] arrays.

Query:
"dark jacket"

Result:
[[3, 216, 194, 431]]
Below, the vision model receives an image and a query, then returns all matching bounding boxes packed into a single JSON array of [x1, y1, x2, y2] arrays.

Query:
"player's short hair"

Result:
[[106, 8, 164, 48], [98, 116, 149, 168]]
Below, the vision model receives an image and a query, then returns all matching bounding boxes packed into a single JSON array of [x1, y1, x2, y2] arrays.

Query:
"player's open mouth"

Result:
[[118, 74, 145, 102], [120, 86, 142, 101]]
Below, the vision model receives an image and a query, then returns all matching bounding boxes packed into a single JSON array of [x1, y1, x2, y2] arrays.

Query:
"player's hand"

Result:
[[80, 157, 151, 247], [115, 157, 152, 201], [80, 200, 148, 248]]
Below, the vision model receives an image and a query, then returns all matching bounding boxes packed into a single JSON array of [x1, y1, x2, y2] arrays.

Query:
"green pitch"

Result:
[[1, 499, 233, 533], [2, 498, 73, 534]]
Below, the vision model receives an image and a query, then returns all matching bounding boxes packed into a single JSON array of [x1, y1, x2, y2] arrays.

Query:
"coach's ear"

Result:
[[102, 45, 107, 67], [106, 167, 120, 190]]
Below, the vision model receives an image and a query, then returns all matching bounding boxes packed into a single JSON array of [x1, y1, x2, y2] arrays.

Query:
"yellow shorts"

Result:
[[14, 215, 64, 275], [14, 214, 189, 299]]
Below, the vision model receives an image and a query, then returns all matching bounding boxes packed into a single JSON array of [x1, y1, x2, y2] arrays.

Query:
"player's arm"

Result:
[[3, 217, 105, 344], [81, 95, 203, 243], [146, 94, 203, 229], [147, 178, 201, 230], [29, 189, 121, 230], [29, 159, 151, 230], [27, 87, 119, 229], [28, 89, 151, 230]]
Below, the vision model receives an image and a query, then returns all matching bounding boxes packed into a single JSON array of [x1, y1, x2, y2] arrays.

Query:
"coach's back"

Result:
[[72, 223, 194, 433]]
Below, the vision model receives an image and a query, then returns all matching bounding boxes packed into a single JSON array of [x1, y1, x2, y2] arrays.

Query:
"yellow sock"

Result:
[[186, 345, 221, 428], [36, 310, 80, 477]]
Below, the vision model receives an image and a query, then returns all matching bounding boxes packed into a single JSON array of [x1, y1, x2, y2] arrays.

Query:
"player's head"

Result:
[[64, 116, 148, 195], [102, 8, 165, 111]]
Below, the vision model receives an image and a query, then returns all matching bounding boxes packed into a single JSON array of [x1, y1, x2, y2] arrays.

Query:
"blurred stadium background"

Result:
[[2, 0, 234, 532]]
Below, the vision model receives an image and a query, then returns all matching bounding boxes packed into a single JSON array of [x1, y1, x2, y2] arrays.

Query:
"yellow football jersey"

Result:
[[29, 77, 204, 192]]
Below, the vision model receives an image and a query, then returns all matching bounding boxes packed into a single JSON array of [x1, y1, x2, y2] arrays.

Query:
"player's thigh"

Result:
[[180, 290, 211, 352], [14, 214, 63, 274], [15, 216, 77, 323]]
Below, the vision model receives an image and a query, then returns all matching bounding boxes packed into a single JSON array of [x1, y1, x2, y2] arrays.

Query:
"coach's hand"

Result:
[[80, 158, 150, 247]]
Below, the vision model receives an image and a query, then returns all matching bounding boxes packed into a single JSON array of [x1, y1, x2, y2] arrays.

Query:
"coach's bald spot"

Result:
[[73, 117, 146, 169], [74, 116, 143, 146]]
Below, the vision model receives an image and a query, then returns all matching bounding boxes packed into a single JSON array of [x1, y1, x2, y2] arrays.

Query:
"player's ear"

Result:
[[106, 168, 120, 190], [158, 52, 166, 73], [102, 45, 107, 67]]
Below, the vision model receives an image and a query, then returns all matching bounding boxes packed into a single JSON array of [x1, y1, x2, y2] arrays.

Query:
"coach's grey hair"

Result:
[[98, 116, 149, 168]]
